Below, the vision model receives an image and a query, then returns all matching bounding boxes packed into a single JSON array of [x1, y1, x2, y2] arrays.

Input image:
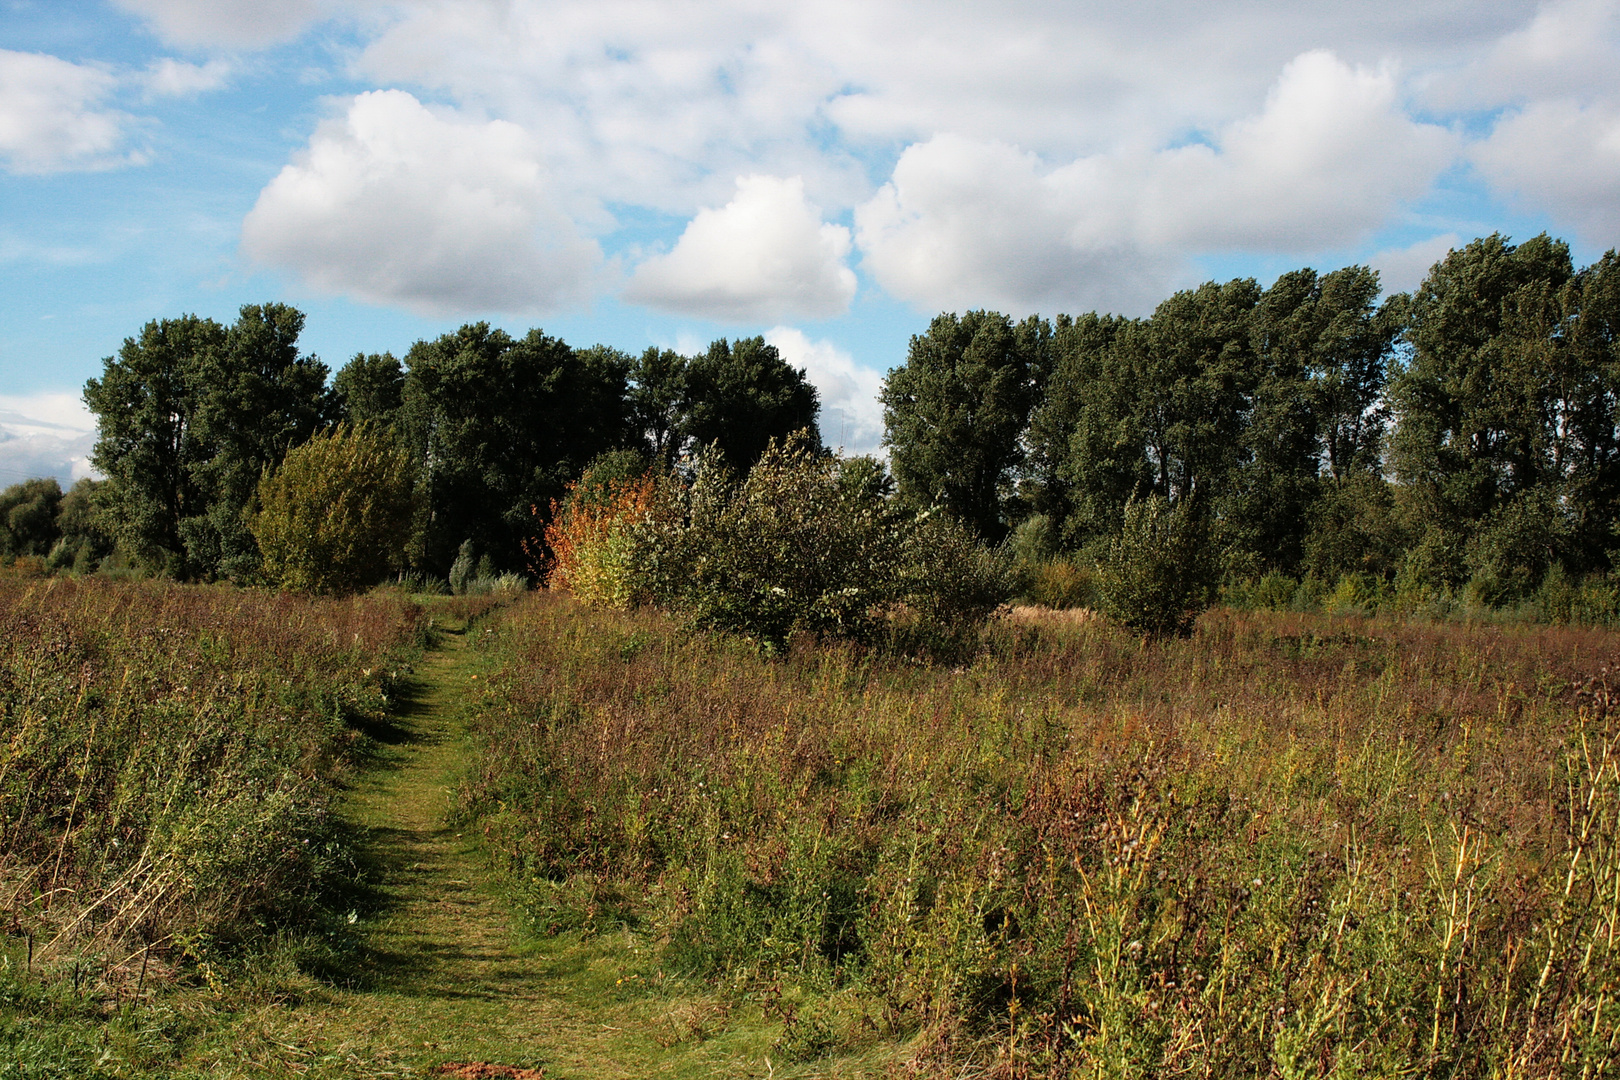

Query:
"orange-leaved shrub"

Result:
[[540, 471, 667, 609]]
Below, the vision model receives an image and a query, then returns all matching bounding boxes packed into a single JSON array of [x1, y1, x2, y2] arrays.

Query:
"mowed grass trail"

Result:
[[211, 616, 866, 1080]]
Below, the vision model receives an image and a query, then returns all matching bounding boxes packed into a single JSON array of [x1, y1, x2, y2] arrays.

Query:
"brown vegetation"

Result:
[[461, 593, 1620, 1076]]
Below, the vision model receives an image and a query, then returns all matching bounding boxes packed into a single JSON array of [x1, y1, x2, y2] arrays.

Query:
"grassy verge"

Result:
[[460, 593, 1620, 1077]]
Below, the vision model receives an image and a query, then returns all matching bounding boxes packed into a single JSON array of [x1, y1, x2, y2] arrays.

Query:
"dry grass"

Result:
[[460, 594, 1620, 1078]]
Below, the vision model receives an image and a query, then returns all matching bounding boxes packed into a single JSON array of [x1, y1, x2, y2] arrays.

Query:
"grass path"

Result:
[[221, 616, 818, 1080]]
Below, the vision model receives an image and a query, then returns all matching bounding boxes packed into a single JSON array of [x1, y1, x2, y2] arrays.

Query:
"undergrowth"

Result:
[[461, 593, 1620, 1077]]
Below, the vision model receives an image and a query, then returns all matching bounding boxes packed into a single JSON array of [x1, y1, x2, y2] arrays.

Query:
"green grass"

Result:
[[10, 578, 1618, 1077]]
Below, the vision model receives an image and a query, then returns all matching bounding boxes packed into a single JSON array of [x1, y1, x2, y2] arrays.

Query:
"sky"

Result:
[[2, 0, 1619, 486]]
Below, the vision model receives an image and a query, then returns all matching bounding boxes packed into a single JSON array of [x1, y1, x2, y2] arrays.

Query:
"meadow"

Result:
[[460, 593, 1620, 1077], [3, 574, 1616, 1078]]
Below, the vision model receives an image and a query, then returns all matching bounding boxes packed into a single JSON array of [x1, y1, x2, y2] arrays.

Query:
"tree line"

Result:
[[886, 232, 1620, 609], [33, 310, 818, 584], [4, 230, 1615, 618]]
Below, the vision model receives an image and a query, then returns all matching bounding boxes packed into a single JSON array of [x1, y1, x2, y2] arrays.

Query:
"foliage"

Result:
[[331, 351, 405, 426], [881, 310, 1050, 541], [463, 594, 1620, 1077], [682, 336, 821, 470], [83, 304, 330, 581], [0, 477, 62, 557], [397, 324, 633, 576], [542, 469, 665, 609], [655, 433, 910, 652], [252, 424, 413, 594], [1389, 233, 1620, 595], [1097, 491, 1219, 636], [0, 577, 425, 967]]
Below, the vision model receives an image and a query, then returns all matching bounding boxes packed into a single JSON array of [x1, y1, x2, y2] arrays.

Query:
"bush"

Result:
[[542, 470, 667, 608], [253, 424, 413, 594], [1016, 558, 1099, 608], [1097, 493, 1218, 636], [899, 511, 1013, 652], [664, 434, 911, 653], [615, 435, 1012, 656], [0, 476, 62, 557]]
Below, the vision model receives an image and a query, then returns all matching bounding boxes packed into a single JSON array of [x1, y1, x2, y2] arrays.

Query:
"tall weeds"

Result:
[[0, 577, 427, 969], [462, 595, 1620, 1076]]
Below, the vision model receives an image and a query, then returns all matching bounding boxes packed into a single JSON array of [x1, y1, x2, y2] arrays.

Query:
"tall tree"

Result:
[[683, 336, 821, 470], [881, 311, 1050, 541], [629, 346, 688, 468], [84, 305, 329, 578], [186, 303, 330, 578], [333, 352, 405, 426], [399, 324, 632, 574], [1389, 233, 1578, 591], [1231, 266, 1406, 572], [1026, 312, 1134, 543], [84, 314, 221, 574], [1561, 250, 1620, 572]]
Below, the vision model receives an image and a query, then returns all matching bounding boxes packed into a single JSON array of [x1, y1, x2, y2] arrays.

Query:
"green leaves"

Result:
[[646, 433, 1009, 655], [1097, 492, 1219, 637], [252, 424, 413, 595], [881, 310, 1049, 541], [83, 304, 329, 580]]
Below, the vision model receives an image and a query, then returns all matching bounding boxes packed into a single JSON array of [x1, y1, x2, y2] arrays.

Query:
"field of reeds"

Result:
[[461, 593, 1620, 1077], [0, 576, 430, 1000]]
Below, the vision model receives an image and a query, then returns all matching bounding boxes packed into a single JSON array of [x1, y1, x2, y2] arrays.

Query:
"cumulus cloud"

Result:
[[0, 394, 98, 488], [1472, 99, 1620, 241], [350, 0, 1527, 207], [0, 50, 137, 174], [1431, 0, 1620, 108], [763, 327, 884, 456], [1141, 52, 1454, 248], [855, 135, 1184, 314], [625, 176, 855, 321], [241, 89, 601, 316], [857, 51, 1453, 314], [110, 0, 337, 49]]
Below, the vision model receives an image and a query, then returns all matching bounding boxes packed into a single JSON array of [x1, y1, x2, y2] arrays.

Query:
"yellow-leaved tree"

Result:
[[252, 424, 413, 594]]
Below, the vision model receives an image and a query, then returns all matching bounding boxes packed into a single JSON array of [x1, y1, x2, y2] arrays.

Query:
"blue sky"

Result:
[[3, 0, 1618, 485]]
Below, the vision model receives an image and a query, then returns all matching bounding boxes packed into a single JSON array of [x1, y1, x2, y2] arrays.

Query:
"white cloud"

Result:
[[0, 394, 98, 488], [1367, 233, 1461, 294], [1141, 51, 1455, 249], [241, 89, 601, 316], [1472, 99, 1620, 241], [142, 58, 231, 100], [110, 0, 337, 49], [0, 50, 137, 174], [625, 175, 855, 322], [856, 52, 1454, 314], [350, 0, 1528, 211], [855, 135, 1185, 315], [763, 327, 884, 456]]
